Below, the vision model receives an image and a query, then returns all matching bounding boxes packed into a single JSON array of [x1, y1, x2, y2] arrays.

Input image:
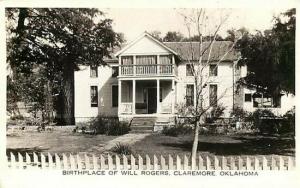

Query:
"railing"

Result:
[[120, 103, 133, 114], [120, 64, 175, 76], [7, 152, 295, 170]]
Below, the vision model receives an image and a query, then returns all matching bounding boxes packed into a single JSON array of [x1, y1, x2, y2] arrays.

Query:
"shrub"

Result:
[[249, 109, 278, 134], [279, 107, 295, 135], [206, 105, 226, 123], [111, 143, 133, 155], [162, 124, 193, 137], [230, 107, 249, 121], [88, 115, 130, 136]]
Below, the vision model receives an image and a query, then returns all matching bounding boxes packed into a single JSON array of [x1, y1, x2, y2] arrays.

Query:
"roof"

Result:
[[163, 41, 239, 61]]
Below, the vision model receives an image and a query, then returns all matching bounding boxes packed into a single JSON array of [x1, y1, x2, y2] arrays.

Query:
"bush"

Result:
[[162, 124, 193, 137], [88, 115, 130, 136], [111, 143, 133, 155], [249, 109, 278, 134], [279, 107, 295, 135], [206, 105, 226, 123]]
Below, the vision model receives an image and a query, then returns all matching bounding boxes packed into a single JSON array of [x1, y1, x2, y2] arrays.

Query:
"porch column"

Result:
[[132, 80, 136, 114], [118, 80, 122, 115], [172, 79, 175, 114], [157, 79, 160, 114]]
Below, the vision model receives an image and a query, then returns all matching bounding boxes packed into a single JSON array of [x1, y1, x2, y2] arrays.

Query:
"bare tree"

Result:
[[176, 9, 243, 162]]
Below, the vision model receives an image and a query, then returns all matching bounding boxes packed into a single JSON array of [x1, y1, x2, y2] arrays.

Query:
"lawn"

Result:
[[131, 133, 295, 158], [6, 131, 118, 156]]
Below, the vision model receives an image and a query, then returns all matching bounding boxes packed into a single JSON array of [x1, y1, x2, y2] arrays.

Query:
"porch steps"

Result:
[[130, 117, 157, 133]]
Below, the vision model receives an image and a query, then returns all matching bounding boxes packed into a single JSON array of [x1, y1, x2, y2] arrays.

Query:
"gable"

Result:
[[121, 36, 171, 55]]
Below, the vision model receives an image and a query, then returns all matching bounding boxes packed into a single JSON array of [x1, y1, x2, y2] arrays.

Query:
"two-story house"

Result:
[[74, 32, 295, 129]]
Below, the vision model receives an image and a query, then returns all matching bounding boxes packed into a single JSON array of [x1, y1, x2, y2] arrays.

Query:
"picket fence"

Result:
[[7, 152, 295, 170]]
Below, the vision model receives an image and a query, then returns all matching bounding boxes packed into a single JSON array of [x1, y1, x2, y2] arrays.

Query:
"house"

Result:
[[74, 32, 295, 128]]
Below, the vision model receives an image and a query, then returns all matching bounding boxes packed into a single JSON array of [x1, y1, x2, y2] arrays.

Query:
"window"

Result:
[[186, 64, 193, 76], [209, 64, 218, 76], [90, 65, 98, 78], [90, 86, 98, 107], [186, 84, 194, 106], [136, 55, 157, 65], [245, 94, 252, 102], [209, 84, 218, 107], [112, 66, 119, 77], [112, 85, 118, 107], [121, 56, 133, 65], [252, 93, 281, 108]]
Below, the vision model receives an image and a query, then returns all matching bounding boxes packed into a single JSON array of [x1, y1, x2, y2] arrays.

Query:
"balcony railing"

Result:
[[120, 64, 176, 76]]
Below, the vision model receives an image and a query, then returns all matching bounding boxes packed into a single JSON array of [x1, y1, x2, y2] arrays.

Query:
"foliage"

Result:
[[230, 107, 250, 121], [111, 143, 133, 155], [280, 107, 295, 135], [206, 105, 226, 123], [162, 124, 193, 137], [236, 9, 295, 95], [248, 109, 277, 134], [163, 31, 184, 42], [88, 115, 130, 136]]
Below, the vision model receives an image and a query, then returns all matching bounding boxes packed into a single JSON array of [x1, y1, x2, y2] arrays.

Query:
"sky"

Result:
[[103, 8, 289, 42]]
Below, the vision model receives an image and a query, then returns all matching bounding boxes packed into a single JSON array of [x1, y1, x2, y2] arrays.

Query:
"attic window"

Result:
[[90, 65, 98, 78]]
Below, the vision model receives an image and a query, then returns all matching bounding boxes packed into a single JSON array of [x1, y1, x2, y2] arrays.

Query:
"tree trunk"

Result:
[[61, 61, 75, 125], [191, 120, 200, 159]]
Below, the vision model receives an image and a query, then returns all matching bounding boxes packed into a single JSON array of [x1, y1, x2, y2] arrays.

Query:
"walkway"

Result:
[[87, 133, 150, 154]]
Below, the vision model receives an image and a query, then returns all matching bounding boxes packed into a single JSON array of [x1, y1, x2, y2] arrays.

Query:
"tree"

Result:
[[149, 30, 163, 41], [236, 9, 295, 95], [6, 8, 123, 124], [177, 9, 242, 161], [163, 31, 184, 42]]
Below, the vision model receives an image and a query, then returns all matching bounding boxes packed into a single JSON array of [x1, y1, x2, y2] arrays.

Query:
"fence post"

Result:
[[168, 155, 174, 170], [160, 155, 166, 170], [48, 153, 54, 169], [77, 154, 82, 170], [271, 156, 276, 170], [123, 155, 128, 170], [26, 153, 31, 169], [115, 155, 120, 170], [176, 155, 181, 170], [246, 156, 251, 170], [214, 156, 219, 170], [100, 155, 105, 169], [107, 154, 113, 170], [238, 156, 243, 170], [130, 155, 135, 170], [84, 154, 90, 170], [146, 155, 151, 170], [278, 156, 284, 170], [230, 157, 235, 170], [138, 155, 143, 170], [191, 156, 196, 170], [153, 155, 158, 170], [254, 157, 259, 170], [287, 157, 293, 170], [18, 153, 24, 169], [206, 156, 211, 170], [55, 153, 61, 169], [198, 155, 204, 170], [262, 156, 268, 170], [92, 154, 98, 170], [41, 153, 46, 169], [33, 152, 38, 167], [221, 156, 226, 170], [69, 154, 76, 169], [10, 152, 16, 169], [63, 153, 69, 169], [183, 155, 189, 170]]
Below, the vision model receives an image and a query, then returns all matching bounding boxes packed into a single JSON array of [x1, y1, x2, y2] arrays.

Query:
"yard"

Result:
[[6, 129, 295, 159]]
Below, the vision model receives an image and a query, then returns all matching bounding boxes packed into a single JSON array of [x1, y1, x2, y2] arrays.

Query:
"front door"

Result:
[[147, 88, 157, 114]]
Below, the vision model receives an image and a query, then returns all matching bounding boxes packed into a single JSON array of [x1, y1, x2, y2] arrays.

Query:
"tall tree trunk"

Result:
[[191, 121, 200, 160], [61, 61, 75, 125]]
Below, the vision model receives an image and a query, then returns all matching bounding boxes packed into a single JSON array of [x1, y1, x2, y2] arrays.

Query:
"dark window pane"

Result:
[[245, 94, 252, 102], [186, 84, 194, 106], [209, 64, 218, 76], [90, 65, 98, 78], [209, 84, 218, 107], [90, 86, 98, 107], [112, 66, 119, 77], [112, 85, 118, 107], [186, 64, 193, 76]]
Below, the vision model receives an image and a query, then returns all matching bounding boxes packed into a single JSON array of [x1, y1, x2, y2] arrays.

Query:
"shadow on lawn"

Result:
[[6, 147, 47, 161], [161, 136, 295, 156]]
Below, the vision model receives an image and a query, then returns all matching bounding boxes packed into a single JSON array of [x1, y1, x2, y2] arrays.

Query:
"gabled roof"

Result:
[[163, 41, 239, 61], [114, 31, 178, 57]]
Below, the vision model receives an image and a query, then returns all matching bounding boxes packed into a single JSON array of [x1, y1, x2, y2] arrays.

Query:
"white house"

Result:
[[74, 32, 295, 127]]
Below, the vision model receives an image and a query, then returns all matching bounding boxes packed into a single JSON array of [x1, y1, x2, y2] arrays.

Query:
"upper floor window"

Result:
[[112, 66, 119, 77], [186, 84, 194, 106], [160, 55, 172, 64], [121, 56, 133, 65], [186, 64, 193, 76], [90, 65, 98, 78], [90, 86, 98, 107], [209, 84, 218, 107], [136, 55, 157, 65], [209, 64, 218, 76]]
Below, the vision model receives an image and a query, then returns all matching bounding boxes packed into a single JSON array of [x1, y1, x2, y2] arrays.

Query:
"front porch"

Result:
[[118, 79, 176, 117]]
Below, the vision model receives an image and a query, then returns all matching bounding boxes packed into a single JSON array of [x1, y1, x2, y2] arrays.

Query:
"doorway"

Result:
[[147, 88, 157, 114]]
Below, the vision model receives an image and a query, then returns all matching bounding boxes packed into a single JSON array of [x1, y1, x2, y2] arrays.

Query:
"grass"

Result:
[[131, 133, 295, 158], [6, 131, 118, 156]]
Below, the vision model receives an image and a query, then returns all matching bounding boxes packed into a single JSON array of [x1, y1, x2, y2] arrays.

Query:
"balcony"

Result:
[[119, 64, 177, 77]]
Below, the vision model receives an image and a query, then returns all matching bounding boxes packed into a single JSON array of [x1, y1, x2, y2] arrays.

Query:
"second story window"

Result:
[[112, 66, 119, 77], [209, 64, 218, 76], [186, 64, 193, 76], [90, 65, 98, 78], [90, 86, 98, 107]]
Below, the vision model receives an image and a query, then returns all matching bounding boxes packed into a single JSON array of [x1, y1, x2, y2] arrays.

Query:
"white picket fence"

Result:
[[7, 152, 295, 170]]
